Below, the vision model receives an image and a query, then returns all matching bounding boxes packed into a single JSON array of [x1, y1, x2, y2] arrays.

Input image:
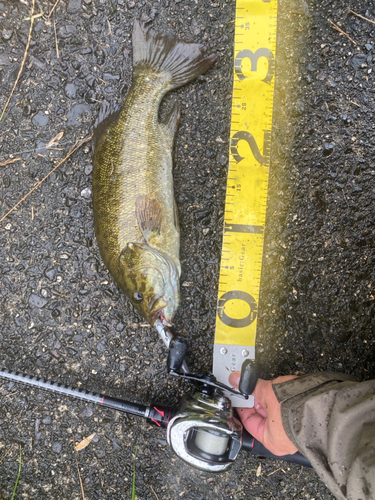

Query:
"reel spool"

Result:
[[166, 386, 243, 472]]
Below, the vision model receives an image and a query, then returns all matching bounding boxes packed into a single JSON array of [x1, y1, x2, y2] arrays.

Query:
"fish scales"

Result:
[[94, 76, 177, 266], [93, 19, 216, 326]]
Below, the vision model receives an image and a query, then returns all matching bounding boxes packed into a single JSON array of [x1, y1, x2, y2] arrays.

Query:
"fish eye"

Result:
[[134, 292, 143, 303]]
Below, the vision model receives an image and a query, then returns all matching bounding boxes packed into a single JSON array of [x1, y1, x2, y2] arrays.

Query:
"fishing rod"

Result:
[[0, 337, 311, 472]]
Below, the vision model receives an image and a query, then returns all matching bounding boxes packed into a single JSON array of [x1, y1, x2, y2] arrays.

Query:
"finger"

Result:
[[228, 371, 240, 388], [253, 396, 267, 418], [237, 408, 267, 443], [252, 379, 273, 409], [230, 373, 268, 417]]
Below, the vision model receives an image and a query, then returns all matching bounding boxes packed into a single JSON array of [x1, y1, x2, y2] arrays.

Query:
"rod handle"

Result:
[[242, 430, 312, 467]]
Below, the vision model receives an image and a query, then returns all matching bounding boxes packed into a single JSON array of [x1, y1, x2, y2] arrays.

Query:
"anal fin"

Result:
[[136, 196, 162, 244]]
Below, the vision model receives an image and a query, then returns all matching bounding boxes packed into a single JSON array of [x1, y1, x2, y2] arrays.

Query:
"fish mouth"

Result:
[[149, 298, 171, 326], [150, 310, 172, 327]]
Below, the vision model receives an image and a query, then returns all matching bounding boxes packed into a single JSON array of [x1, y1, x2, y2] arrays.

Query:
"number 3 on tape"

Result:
[[213, 0, 278, 408]]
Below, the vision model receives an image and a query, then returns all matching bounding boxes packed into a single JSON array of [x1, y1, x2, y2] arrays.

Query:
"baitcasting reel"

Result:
[[164, 338, 310, 471], [167, 380, 244, 472]]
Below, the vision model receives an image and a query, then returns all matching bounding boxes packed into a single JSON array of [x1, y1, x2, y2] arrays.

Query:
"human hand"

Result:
[[229, 372, 299, 456]]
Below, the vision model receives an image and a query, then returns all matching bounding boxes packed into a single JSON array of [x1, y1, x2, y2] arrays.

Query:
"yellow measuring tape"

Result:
[[213, 0, 278, 406]]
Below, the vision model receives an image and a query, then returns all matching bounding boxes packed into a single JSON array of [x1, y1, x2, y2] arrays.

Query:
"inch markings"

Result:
[[213, 0, 278, 403]]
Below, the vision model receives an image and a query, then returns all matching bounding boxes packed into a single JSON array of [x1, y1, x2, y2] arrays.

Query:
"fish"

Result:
[[92, 18, 216, 327]]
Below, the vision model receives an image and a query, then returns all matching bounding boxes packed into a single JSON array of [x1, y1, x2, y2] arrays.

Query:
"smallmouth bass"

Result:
[[93, 19, 216, 326]]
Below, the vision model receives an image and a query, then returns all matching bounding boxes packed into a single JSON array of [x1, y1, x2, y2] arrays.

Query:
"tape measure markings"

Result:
[[213, 0, 278, 407]]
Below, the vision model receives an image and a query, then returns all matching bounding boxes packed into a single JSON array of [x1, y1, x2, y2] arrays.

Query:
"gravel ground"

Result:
[[0, 0, 374, 499]]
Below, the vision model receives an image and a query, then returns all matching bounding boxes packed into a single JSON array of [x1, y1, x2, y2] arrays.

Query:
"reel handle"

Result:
[[239, 359, 259, 395], [242, 430, 312, 467], [167, 337, 189, 373]]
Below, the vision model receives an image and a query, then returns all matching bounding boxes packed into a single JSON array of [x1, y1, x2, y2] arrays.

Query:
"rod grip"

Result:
[[242, 429, 312, 467]]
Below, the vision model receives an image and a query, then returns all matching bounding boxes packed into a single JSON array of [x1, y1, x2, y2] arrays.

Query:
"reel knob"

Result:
[[167, 337, 189, 373], [239, 359, 259, 396]]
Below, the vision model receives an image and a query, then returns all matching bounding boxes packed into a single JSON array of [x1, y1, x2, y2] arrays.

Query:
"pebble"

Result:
[[45, 268, 56, 281], [103, 73, 120, 81], [84, 90, 96, 104], [58, 25, 77, 39], [2, 29, 12, 41], [85, 164, 93, 175], [52, 442, 62, 453], [116, 322, 125, 332], [34, 21, 45, 33], [69, 205, 82, 218], [79, 407, 93, 419], [150, 9, 158, 20], [67, 0, 82, 14], [327, 77, 337, 88], [29, 294, 48, 308], [32, 111, 49, 127], [340, 113, 351, 125], [219, 155, 227, 166], [81, 187, 92, 199], [3, 175, 10, 188], [350, 53, 367, 70], [97, 340, 107, 352], [94, 48, 105, 66], [85, 75, 96, 88], [71, 59, 82, 71], [66, 103, 90, 126], [64, 83, 77, 99], [104, 86, 116, 95], [322, 142, 334, 157]]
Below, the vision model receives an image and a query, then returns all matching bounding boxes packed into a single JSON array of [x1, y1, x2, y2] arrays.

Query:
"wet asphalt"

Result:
[[0, 0, 374, 499]]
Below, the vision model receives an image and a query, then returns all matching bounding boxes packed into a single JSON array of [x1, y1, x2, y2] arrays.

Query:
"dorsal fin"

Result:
[[93, 100, 121, 151]]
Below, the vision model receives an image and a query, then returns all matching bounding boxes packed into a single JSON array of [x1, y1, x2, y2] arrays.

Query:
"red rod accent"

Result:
[[151, 418, 161, 427], [250, 437, 255, 452], [153, 406, 165, 417]]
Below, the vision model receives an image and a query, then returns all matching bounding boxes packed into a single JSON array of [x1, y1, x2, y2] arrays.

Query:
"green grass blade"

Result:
[[10, 446, 22, 500], [131, 447, 138, 500]]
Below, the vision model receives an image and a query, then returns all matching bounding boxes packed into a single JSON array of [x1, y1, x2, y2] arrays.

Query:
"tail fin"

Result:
[[132, 18, 217, 89]]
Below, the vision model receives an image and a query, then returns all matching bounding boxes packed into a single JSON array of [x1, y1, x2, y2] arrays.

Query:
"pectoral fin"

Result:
[[136, 195, 162, 245]]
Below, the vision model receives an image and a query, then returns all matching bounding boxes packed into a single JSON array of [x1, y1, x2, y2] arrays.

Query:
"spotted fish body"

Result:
[[93, 19, 216, 325]]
